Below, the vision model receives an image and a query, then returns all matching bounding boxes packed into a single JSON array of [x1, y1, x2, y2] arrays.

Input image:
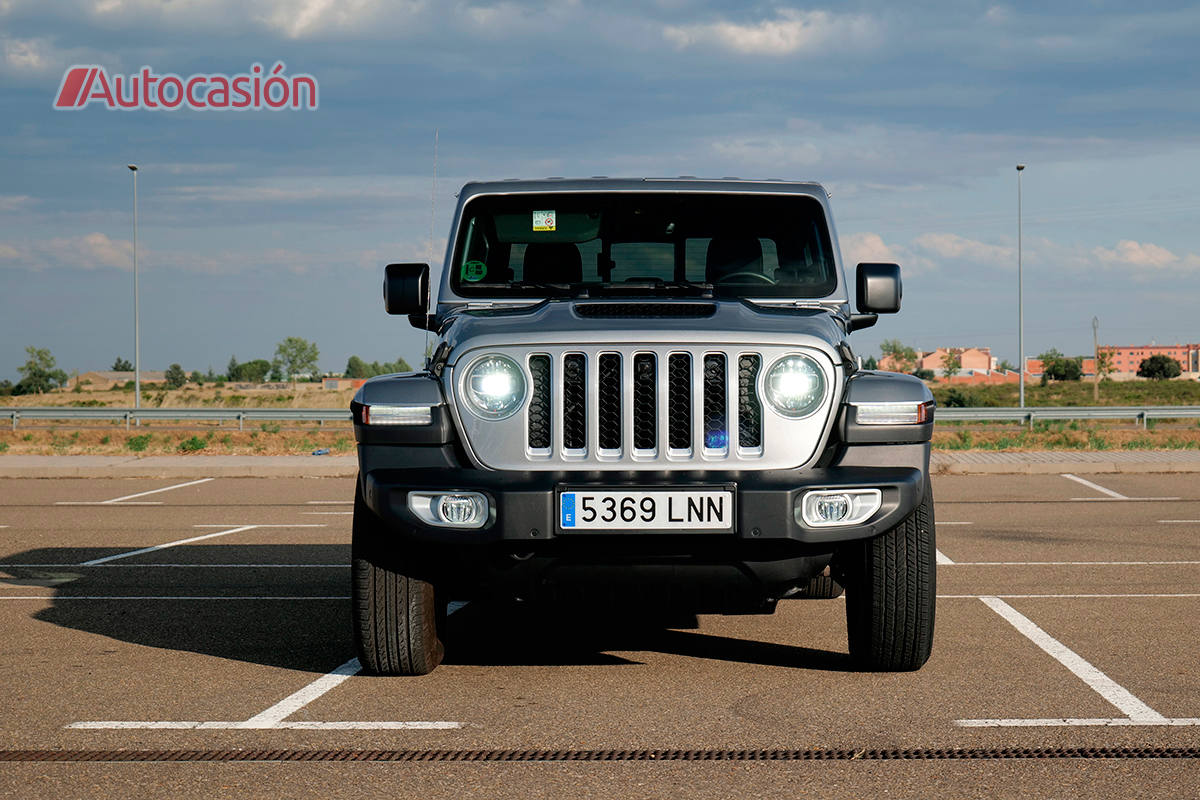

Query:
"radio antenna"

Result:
[[424, 128, 438, 368]]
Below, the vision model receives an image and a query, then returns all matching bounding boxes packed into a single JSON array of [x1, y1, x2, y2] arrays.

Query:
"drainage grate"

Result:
[[1, 747, 1196, 763]]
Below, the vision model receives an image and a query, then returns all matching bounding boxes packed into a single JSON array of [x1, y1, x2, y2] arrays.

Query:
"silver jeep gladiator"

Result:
[[351, 178, 936, 675]]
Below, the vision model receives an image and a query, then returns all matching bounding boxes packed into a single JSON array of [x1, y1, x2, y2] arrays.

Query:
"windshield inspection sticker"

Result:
[[532, 210, 556, 231], [461, 260, 487, 282]]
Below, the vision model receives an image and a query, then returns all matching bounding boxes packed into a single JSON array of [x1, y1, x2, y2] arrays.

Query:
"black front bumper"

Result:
[[361, 463, 925, 548]]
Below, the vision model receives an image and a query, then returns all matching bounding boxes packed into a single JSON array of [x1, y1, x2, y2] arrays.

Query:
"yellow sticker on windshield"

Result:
[[532, 210, 556, 231]]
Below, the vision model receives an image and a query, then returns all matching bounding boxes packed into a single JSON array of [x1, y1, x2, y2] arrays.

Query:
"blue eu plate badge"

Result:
[[560, 493, 576, 528]]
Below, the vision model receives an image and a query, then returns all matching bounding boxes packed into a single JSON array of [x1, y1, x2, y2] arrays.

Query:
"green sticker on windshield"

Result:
[[461, 260, 487, 282]]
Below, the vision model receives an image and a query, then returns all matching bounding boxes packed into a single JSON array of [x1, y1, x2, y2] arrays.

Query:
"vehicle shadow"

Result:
[[4, 545, 850, 674]]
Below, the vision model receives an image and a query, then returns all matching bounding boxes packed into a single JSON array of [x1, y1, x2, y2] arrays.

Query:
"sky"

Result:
[[2, 0, 1199, 382]]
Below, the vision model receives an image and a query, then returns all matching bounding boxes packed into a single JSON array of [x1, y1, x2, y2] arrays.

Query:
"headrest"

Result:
[[523, 243, 582, 284], [705, 237, 763, 281]]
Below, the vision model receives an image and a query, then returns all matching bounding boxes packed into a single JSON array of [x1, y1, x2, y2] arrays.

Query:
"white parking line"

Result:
[[241, 657, 362, 727], [958, 717, 1200, 727], [1159, 520, 1200, 524], [0, 596, 350, 600], [56, 478, 214, 506], [68, 720, 461, 730], [1061, 473, 1127, 499], [939, 593, 1200, 599], [79, 524, 327, 566], [192, 524, 332, 528], [955, 596, 1177, 728], [935, 549, 955, 565], [3, 593, 1198, 601], [1069, 497, 1180, 502], [0, 563, 347, 568], [69, 656, 464, 731], [944, 560, 1200, 566]]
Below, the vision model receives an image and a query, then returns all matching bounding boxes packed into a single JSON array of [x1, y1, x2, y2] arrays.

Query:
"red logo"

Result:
[[52, 63, 319, 111]]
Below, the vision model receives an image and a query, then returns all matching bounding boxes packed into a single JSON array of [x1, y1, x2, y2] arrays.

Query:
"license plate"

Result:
[[558, 489, 734, 532]]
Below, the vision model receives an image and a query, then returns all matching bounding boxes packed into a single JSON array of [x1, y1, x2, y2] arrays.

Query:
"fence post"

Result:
[[238, 412, 244, 432], [10, 411, 16, 432]]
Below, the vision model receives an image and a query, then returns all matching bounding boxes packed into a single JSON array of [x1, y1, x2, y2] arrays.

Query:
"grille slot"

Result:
[[738, 354, 762, 450], [597, 354, 622, 451], [632, 354, 657, 451], [528, 355, 551, 450], [702, 354, 728, 451], [667, 354, 692, 450], [562, 354, 587, 450]]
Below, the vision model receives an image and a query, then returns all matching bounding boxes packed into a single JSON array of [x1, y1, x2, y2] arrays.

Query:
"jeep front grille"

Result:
[[452, 344, 837, 471]]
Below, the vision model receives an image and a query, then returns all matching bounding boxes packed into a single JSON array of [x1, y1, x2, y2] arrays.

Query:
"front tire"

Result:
[[843, 480, 936, 671], [352, 482, 445, 676]]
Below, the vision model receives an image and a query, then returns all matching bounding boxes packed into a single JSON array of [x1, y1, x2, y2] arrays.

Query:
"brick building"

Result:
[[1099, 344, 1200, 377]]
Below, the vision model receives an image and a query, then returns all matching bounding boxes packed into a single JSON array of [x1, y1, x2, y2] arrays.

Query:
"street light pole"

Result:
[[1017, 163, 1025, 408], [128, 164, 140, 410]]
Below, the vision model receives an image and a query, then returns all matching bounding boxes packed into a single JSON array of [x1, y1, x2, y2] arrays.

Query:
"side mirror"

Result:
[[383, 263, 430, 327], [856, 262, 902, 314]]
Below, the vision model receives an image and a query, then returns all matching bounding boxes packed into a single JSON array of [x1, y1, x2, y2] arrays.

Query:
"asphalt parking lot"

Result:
[[1, 473, 1198, 798]]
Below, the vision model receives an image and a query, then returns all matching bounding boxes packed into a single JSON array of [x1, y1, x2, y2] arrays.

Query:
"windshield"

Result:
[[449, 192, 838, 299]]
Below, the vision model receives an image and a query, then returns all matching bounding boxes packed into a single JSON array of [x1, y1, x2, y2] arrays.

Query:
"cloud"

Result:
[[841, 232, 935, 275], [663, 8, 879, 56], [1094, 239, 1195, 273], [0, 232, 134, 271], [2, 37, 50, 72], [0, 195, 33, 212], [254, 0, 424, 39], [913, 232, 1013, 266]]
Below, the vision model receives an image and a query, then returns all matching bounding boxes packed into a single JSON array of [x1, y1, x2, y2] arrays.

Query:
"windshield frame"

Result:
[[439, 187, 847, 308]]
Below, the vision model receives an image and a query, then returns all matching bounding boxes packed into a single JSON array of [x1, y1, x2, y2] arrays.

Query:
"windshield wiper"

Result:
[[589, 280, 713, 297]]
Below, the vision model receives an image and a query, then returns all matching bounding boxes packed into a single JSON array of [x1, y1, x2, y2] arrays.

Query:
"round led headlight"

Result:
[[764, 354, 827, 418], [462, 354, 526, 420]]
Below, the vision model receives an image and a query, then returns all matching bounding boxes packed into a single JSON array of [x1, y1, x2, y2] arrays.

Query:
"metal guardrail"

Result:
[[3, 407, 352, 431], [6, 405, 1199, 431], [936, 406, 1200, 427]]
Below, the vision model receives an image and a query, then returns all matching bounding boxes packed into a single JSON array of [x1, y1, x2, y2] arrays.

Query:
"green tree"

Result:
[[880, 339, 918, 374], [190, 370, 204, 386], [112, 356, 133, 371], [1038, 349, 1083, 382], [1095, 350, 1114, 380], [164, 363, 187, 389], [273, 336, 320, 382], [940, 350, 962, 378], [344, 355, 370, 379], [226, 355, 239, 382], [343, 355, 413, 379], [17, 346, 69, 394], [862, 355, 878, 371], [230, 359, 272, 383], [996, 358, 1016, 373], [0, 379, 14, 396], [1137, 354, 1182, 380]]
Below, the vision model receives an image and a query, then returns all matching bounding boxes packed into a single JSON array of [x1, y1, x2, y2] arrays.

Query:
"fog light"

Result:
[[815, 494, 851, 522], [408, 491, 490, 529], [439, 495, 484, 525], [797, 489, 882, 528]]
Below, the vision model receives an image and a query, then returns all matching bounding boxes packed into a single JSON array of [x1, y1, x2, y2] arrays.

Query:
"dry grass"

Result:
[[3, 383, 358, 409], [0, 422, 354, 456], [932, 420, 1200, 451]]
